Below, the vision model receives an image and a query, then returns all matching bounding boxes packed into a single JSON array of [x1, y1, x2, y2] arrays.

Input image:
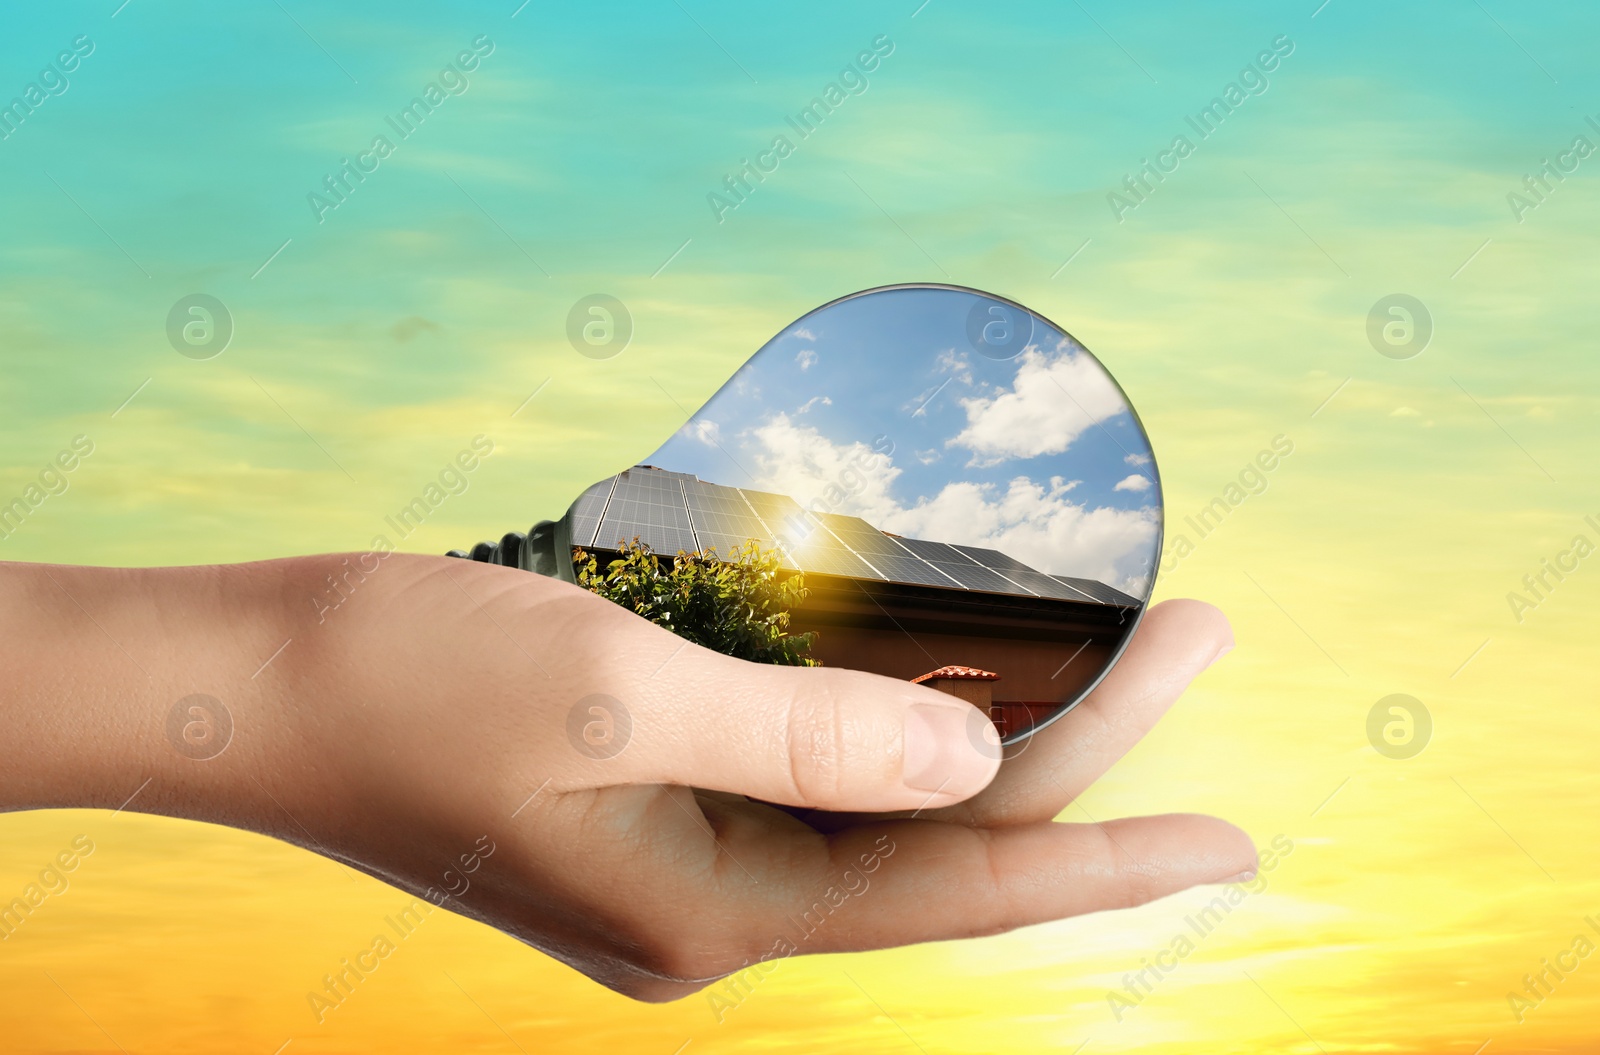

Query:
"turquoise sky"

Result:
[[1, 3, 1591, 569]]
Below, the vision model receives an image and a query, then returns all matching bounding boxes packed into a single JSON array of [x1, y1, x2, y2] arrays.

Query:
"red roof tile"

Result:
[[912, 665, 1001, 683]]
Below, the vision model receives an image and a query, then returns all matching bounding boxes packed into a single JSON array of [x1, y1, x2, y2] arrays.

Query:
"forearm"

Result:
[[0, 558, 323, 829]]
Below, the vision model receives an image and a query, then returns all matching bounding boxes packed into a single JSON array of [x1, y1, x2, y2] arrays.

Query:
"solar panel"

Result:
[[568, 478, 616, 548], [799, 517, 968, 589], [682, 478, 736, 497], [682, 482, 749, 512], [868, 553, 966, 588], [831, 534, 902, 564], [927, 560, 1027, 594], [998, 569, 1097, 601], [1035, 576, 1098, 602], [687, 508, 767, 536], [738, 489, 805, 519], [594, 475, 697, 554], [679, 481, 773, 556], [1053, 575, 1140, 606], [763, 511, 834, 552], [689, 512, 772, 548], [894, 537, 982, 565], [950, 544, 1033, 573], [736, 491, 812, 546], [818, 514, 901, 553], [787, 534, 886, 579]]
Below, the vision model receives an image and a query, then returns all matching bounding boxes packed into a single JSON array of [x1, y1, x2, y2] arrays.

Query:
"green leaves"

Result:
[[573, 538, 819, 666]]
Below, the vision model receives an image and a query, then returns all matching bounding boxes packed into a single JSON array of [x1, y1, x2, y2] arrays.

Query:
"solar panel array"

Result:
[[572, 466, 1139, 607]]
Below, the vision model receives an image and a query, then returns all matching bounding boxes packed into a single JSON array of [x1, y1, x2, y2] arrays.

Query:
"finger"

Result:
[[477, 786, 1251, 998], [415, 564, 1000, 815], [792, 813, 1257, 955], [788, 598, 1233, 832], [524, 573, 998, 813], [950, 598, 1234, 827], [593, 608, 1004, 814], [549, 803, 1257, 989]]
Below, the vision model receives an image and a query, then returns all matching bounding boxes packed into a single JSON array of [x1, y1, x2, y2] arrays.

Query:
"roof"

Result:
[[569, 465, 1140, 607], [912, 666, 1001, 683]]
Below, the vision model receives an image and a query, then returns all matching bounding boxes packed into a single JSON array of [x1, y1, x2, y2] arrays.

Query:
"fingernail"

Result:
[[904, 703, 992, 796], [1207, 641, 1235, 669], [1214, 869, 1256, 884]]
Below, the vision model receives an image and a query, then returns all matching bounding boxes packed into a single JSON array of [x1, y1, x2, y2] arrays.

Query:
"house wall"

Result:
[[920, 678, 994, 709], [795, 621, 1114, 705]]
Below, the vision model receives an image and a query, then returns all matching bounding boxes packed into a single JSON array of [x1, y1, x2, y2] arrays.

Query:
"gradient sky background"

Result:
[[1, 1, 1597, 1052]]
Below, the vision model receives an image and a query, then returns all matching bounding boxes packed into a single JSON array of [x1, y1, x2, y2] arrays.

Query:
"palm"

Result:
[[551, 599, 1246, 1000]]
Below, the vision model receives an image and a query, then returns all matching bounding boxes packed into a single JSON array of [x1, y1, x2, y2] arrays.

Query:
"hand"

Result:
[[0, 554, 1253, 1003]]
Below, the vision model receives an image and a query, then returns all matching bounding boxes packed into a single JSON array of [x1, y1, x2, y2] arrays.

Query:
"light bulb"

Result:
[[451, 283, 1162, 744]]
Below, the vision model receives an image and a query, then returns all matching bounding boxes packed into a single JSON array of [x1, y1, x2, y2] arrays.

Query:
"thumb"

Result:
[[612, 642, 1004, 813]]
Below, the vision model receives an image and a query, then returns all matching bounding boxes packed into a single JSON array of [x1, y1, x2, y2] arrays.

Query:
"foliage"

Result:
[[573, 537, 819, 666]]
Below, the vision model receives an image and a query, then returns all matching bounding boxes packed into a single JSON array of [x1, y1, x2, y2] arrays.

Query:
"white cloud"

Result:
[[935, 348, 973, 385], [915, 448, 940, 465], [875, 477, 1156, 594], [796, 348, 818, 370], [745, 416, 1156, 594], [907, 349, 976, 416], [1113, 474, 1152, 492], [730, 364, 760, 400], [796, 395, 832, 414], [951, 344, 1130, 466], [682, 419, 721, 446], [1124, 452, 1151, 466], [792, 327, 816, 341], [747, 414, 903, 519]]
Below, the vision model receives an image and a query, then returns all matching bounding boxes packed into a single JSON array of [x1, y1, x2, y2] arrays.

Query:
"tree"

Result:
[[573, 538, 819, 666]]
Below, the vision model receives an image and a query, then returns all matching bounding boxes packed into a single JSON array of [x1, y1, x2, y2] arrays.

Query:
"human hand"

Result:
[[0, 554, 1252, 1002]]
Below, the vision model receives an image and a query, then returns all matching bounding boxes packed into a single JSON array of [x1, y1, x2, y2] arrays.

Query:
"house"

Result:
[[454, 464, 1142, 740], [911, 666, 1067, 741], [570, 466, 1141, 739]]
